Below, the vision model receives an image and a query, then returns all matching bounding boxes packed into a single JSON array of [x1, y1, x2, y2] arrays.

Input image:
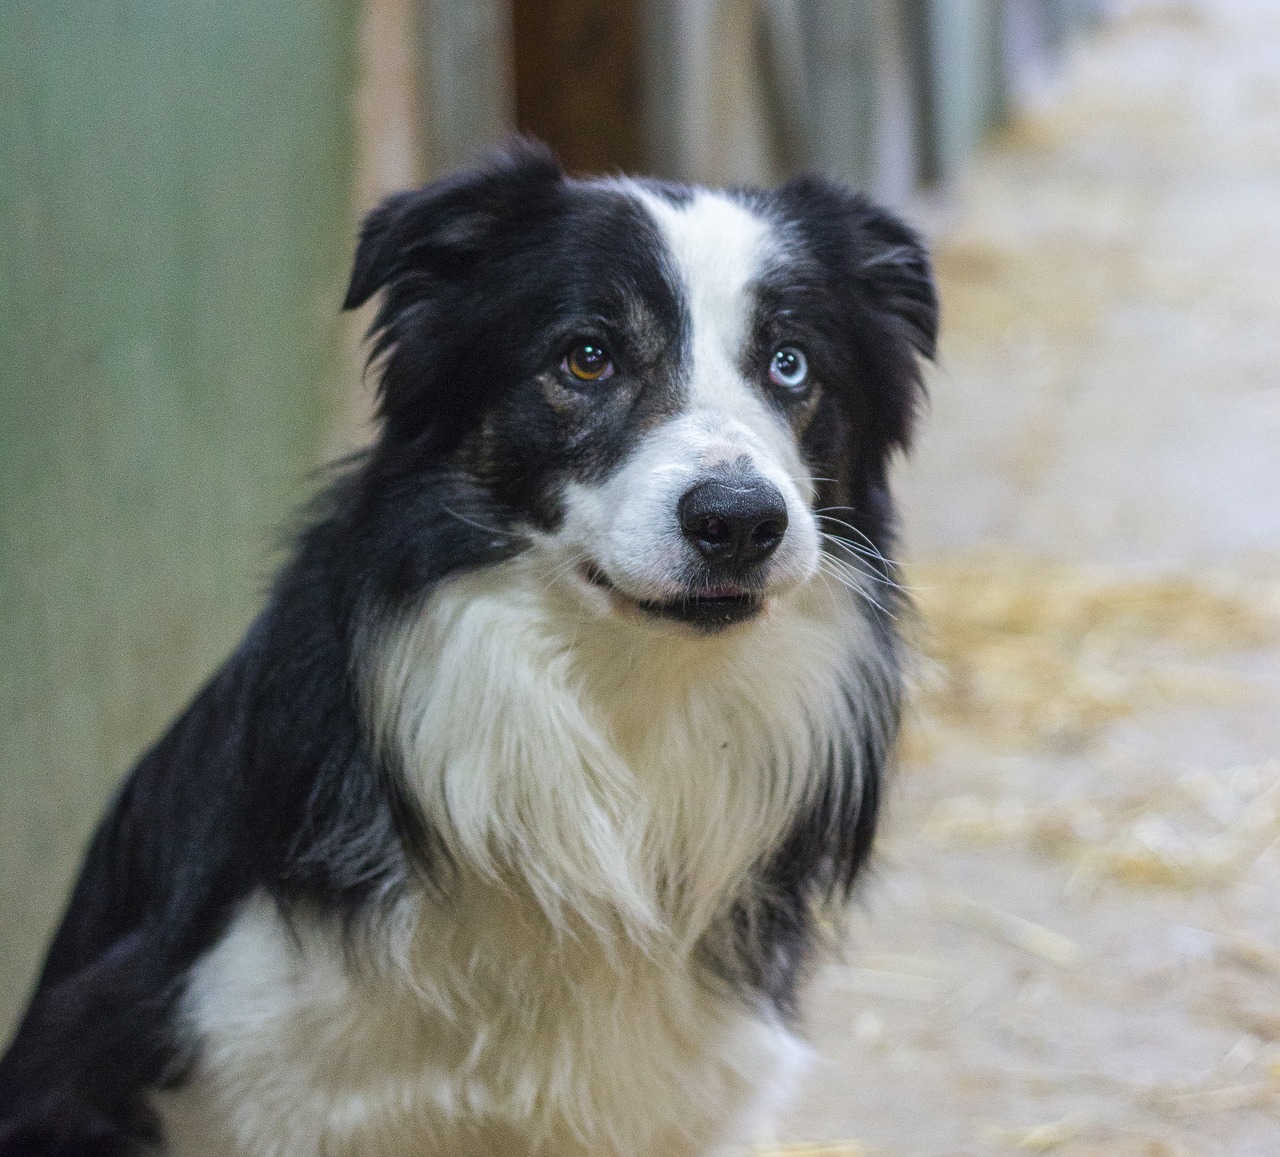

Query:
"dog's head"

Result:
[[345, 141, 936, 633]]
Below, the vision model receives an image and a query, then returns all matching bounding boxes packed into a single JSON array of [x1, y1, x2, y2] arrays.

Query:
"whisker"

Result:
[[812, 564, 854, 620], [817, 529, 897, 576], [440, 504, 510, 539], [812, 514, 913, 575], [820, 532, 889, 564], [816, 557, 896, 620], [820, 545, 913, 611], [812, 509, 891, 556], [819, 537, 911, 601], [818, 550, 886, 593], [819, 536, 914, 595], [537, 549, 591, 593]]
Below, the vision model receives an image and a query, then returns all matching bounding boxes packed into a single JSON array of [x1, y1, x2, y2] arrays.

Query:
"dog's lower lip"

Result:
[[689, 585, 746, 600], [579, 563, 762, 627], [639, 590, 762, 628], [579, 563, 751, 601]]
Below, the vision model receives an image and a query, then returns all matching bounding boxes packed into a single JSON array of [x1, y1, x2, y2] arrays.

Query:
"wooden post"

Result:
[[909, 0, 1008, 186], [512, 0, 645, 175], [797, 1, 881, 191], [644, 0, 781, 186]]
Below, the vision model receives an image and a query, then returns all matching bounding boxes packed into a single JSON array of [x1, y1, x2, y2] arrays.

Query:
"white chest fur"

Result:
[[157, 560, 882, 1156], [158, 889, 808, 1157]]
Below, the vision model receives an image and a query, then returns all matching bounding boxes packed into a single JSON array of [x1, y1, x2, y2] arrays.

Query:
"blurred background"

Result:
[[4, 1, 1280, 1153]]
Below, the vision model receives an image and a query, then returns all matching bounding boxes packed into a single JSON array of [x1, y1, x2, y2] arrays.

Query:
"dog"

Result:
[[0, 140, 936, 1156]]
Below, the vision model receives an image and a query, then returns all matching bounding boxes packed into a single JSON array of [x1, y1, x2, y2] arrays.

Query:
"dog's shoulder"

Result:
[[0, 577, 400, 1151]]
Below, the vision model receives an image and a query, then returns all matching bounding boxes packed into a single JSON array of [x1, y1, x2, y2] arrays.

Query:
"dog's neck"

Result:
[[363, 552, 879, 944]]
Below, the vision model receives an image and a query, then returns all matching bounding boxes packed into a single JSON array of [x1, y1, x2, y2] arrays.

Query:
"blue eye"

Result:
[[769, 346, 809, 391]]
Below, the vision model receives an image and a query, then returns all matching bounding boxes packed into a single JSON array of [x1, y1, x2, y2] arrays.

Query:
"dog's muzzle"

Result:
[[609, 470, 786, 631], [576, 464, 805, 634]]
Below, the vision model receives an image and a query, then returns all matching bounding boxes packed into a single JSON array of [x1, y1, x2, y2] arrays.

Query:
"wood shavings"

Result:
[[1214, 1035, 1261, 1076], [935, 891, 1082, 967], [1167, 1080, 1280, 1115], [756, 1145, 874, 1157], [902, 557, 1280, 754], [987, 1114, 1085, 1150], [921, 763, 1280, 890], [843, 951, 946, 976], [1220, 931, 1280, 976], [822, 965, 945, 1003]]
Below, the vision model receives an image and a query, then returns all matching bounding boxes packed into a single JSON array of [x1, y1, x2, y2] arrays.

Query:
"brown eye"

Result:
[[563, 342, 614, 382]]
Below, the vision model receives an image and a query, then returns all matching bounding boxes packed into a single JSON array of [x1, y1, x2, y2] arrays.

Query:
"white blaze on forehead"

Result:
[[629, 186, 806, 485], [634, 189, 776, 386], [556, 184, 820, 606]]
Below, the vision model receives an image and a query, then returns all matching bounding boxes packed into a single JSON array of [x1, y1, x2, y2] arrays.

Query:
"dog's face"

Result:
[[345, 143, 936, 632]]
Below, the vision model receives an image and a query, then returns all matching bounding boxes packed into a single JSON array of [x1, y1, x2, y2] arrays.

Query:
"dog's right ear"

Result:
[[343, 189, 418, 311], [342, 138, 564, 312], [343, 140, 564, 448]]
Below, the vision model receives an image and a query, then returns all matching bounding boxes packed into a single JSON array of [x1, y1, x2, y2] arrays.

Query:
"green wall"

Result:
[[0, 0, 356, 1036]]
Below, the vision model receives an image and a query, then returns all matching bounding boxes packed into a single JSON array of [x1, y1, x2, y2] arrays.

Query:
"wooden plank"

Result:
[[797, 1, 881, 190], [644, 0, 780, 186], [1044, 0, 1104, 53]]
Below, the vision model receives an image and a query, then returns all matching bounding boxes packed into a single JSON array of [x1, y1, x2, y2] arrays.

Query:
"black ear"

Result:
[[844, 195, 937, 455], [776, 176, 937, 456], [849, 199, 939, 364], [777, 174, 938, 363], [341, 138, 564, 312], [342, 139, 564, 448], [343, 189, 419, 311]]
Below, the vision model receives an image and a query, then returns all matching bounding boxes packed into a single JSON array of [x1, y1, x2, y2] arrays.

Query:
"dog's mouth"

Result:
[[580, 562, 763, 630]]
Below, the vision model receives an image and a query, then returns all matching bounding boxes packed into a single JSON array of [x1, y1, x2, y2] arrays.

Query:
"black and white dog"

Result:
[[0, 141, 936, 1156]]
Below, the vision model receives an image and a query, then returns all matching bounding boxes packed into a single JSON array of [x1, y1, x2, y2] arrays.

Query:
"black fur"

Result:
[[0, 140, 936, 1154]]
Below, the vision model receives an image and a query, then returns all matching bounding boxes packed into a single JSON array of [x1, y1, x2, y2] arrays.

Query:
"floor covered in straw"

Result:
[[766, 3, 1280, 1154]]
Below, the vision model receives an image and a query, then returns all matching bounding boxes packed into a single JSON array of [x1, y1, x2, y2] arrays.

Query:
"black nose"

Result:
[[678, 477, 789, 568]]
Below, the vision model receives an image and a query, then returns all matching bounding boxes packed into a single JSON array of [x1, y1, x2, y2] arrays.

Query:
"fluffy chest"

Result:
[[158, 890, 808, 1157], [157, 562, 874, 1155], [364, 557, 875, 938]]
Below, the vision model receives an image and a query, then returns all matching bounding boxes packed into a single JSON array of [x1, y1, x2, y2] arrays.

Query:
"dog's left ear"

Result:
[[342, 187, 420, 312], [845, 198, 938, 367], [778, 176, 938, 454]]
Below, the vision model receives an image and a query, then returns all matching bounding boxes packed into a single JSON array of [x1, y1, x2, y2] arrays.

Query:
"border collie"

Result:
[[0, 141, 936, 1157]]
